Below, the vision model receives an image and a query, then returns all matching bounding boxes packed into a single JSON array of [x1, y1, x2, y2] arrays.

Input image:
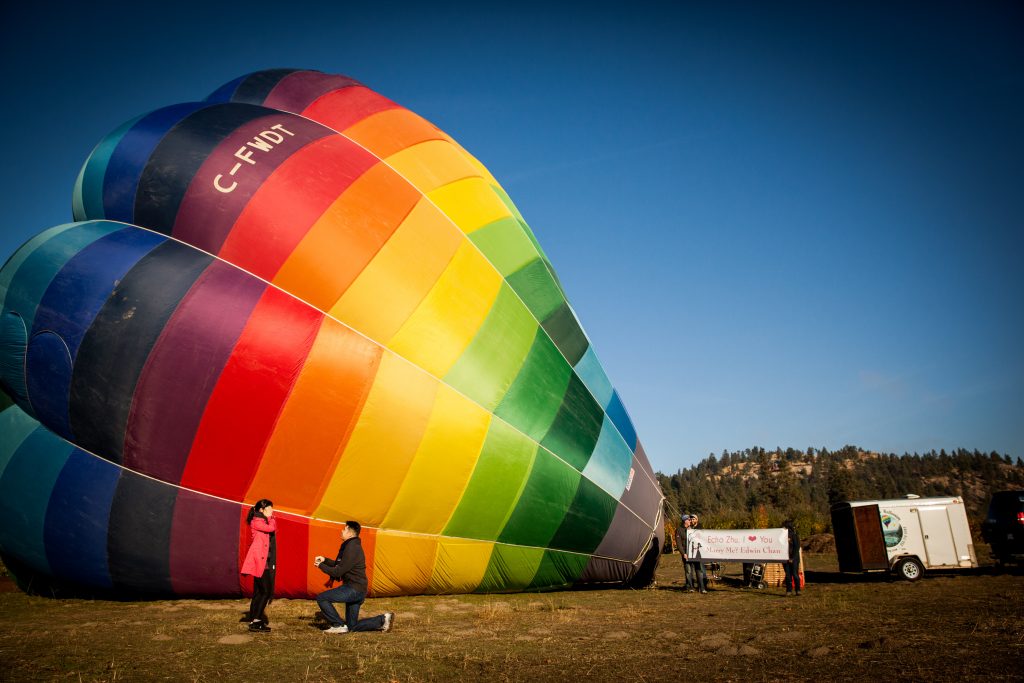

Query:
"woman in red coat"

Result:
[[241, 499, 277, 632]]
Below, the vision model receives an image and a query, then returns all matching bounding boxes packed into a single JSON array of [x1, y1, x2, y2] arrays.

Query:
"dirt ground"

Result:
[[0, 552, 1021, 682]]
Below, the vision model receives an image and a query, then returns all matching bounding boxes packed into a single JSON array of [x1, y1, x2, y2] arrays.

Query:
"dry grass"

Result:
[[0, 553, 1021, 682]]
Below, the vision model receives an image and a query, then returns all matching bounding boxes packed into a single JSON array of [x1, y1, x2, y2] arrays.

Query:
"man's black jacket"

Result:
[[319, 537, 369, 593]]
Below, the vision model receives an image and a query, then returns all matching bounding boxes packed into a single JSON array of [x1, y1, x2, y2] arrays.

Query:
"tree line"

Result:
[[658, 446, 1024, 542]]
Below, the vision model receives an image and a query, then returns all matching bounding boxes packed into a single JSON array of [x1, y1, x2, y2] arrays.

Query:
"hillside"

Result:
[[658, 446, 1024, 539]]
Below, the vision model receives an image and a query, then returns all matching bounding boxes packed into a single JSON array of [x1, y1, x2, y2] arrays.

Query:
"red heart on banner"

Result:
[[748, 535, 757, 541]]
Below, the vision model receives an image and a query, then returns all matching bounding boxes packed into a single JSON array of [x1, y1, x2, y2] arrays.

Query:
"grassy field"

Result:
[[1, 552, 1021, 682]]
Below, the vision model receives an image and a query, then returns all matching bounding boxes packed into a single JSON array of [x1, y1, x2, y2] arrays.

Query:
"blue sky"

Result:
[[1, 2, 1021, 472]]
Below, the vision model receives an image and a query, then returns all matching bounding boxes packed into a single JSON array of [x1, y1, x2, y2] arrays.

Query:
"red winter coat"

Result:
[[241, 517, 277, 577]]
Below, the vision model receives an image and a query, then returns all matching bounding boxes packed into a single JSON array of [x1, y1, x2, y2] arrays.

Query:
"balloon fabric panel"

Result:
[[443, 284, 538, 412], [313, 353, 439, 524], [427, 539, 494, 594], [217, 134, 378, 280], [380, 385, 492, 535], [387, 241, 503, 378], [477, 544, 545, 593], [263, 71, 365, 114], [572, 346, 615, 409], [44, 448, 119, 589], [28, 227, 166, 438], [385, 139, 481, 193], [300, 85, 399, 132], [505, 258, 566, 321], [272, 162, 421, 310], [178, 287, 323, 501], [101, 103, 210, 223], [427, 177, 516, 234], [172, 114, 336, 255], [123, 259, 266, 483], [0, 426, 72, 576], [1, 221, 119, 331], [73, 115, 141, 222], [69, 239, 213, 463], [243, 317, 382, 514], [169, 489, 240, 595], [344, 108, 449, 159], [494, 329, 573, 443], [107, 468, 176, 594], [467, 216, 542, 277], [582, 416, 637, 499], [328, 198, 463, 341], [371, 532, 438, 597], [498, 451, 582, 548], [442, 419, 539, 541], [541, 374, 605, 472], [133, 104, 292, 234], [529, 550, 590, 590]]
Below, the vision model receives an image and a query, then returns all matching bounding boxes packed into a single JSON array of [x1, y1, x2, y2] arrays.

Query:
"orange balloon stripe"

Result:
[[342, 107, 447, 159], [218, 136, 377, 281], [243, 317, 384, 514], [272, 162, 422, 311], [179, 287, 323, 501]]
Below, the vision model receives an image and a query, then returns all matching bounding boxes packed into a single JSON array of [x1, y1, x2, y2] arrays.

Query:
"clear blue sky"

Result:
[[2, 2, 1021, 473]]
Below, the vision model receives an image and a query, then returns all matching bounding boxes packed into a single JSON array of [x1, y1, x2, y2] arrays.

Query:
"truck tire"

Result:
[[896, 557, 923, 581]]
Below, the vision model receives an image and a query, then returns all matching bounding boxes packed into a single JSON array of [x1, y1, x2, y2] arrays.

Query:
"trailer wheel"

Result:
[[896, 557, 923, 581]]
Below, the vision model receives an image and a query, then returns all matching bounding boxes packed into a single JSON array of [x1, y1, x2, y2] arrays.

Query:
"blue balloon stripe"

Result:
[[75, 114, 143, 222], [44, 447, 120, 589], [2, 221, 122, 333], [0, 405, 39, 477], [205, 74, 247, 103], [25, 331, 74, 439], [574, 346, 614, 409], [32, 227, 167, 357], [0, 425, 74, 576], [605, 390, 638, 452], [102, 102, 209, 223]]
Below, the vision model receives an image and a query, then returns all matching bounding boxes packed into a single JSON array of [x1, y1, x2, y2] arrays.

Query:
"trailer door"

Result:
[[918, 507, 957, 567]]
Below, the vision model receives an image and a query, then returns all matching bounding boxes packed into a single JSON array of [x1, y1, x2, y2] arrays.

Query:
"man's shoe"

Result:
[[382, 611, 394, 632], [324, 624, 349, 634], [248, 621, 271, 632]]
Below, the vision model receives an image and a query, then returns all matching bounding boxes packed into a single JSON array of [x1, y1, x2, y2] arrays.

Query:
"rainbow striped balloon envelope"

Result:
[[0, 69, 664, 598]]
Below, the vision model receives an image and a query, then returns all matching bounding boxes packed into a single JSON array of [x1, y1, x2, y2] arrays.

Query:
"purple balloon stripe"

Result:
[[169, 488, 243, 596], [122, 260, 266, 483], [263, 70, 363, 113], [172, 113, 334, 255]]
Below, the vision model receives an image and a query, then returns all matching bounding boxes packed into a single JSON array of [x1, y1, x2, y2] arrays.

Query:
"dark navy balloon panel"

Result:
[[0, 69, 663, 598]]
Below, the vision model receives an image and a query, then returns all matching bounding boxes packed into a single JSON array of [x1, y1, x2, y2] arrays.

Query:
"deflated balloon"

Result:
[[0, 70, 663, 598]]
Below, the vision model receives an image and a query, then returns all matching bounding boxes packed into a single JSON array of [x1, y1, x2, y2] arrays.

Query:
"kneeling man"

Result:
[[314, 521, 394, 633]]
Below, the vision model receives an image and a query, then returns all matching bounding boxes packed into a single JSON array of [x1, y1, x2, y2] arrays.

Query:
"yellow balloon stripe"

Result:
[[382, 385, 492, 534], [328, 197, 461, 341], [313, 353, 438, 523], [371, 531, 439, 596], [428, 177, 515, 234], [427, 538, 495, 594], [388, 241, 503, 377], [385, 139, 481, 193]]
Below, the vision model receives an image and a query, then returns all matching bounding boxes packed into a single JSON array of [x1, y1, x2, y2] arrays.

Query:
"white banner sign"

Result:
[[686, 528, 790, 562]]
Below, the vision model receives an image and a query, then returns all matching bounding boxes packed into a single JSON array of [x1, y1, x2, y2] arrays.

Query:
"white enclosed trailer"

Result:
[[831, 495, 978, 580]]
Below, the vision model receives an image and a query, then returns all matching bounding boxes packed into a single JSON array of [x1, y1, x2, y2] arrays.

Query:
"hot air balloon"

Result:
[[0, 70, 663, 598]]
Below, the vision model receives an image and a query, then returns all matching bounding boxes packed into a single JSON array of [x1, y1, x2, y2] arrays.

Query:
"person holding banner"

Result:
[[783, 520, 802, 596], [687, 515, 709, 594], [674, 516, 695, 591]]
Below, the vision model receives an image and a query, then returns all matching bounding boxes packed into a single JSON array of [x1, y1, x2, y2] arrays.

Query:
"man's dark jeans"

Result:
[[783, 559, 802, 593], [316, 585, 385, 631]]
